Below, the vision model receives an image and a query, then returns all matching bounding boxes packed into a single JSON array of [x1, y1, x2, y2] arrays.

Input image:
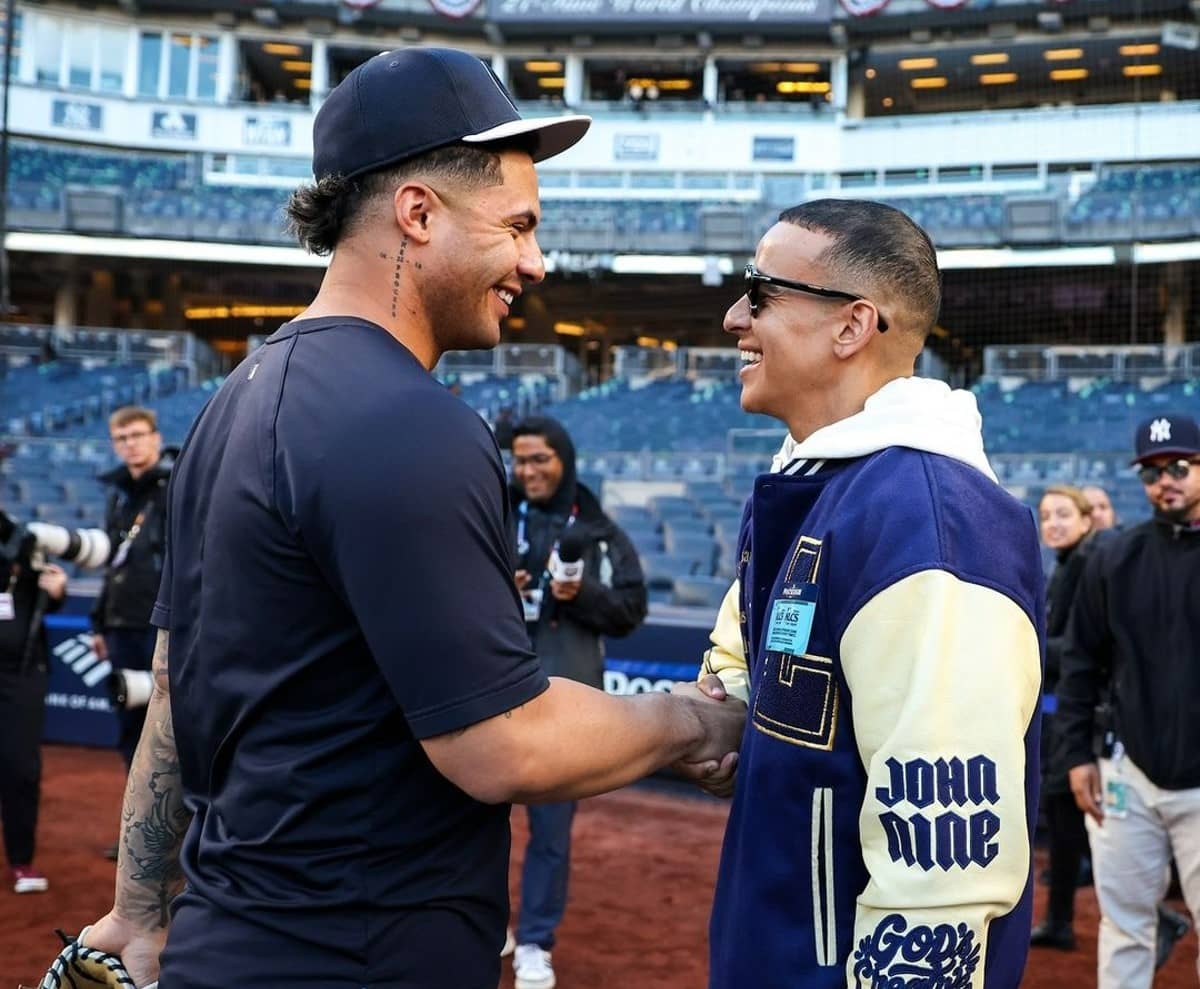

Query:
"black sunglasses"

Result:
[[1136, 458, 1198, 485], [743, 264, 888, 332]]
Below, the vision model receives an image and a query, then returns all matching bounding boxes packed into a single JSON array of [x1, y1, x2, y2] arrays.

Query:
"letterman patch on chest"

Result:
[[752, 536, 838, 751]]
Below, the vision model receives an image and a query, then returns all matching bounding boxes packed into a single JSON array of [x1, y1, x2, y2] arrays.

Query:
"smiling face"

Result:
[[1039, 493, 1092, 551], [1139, 455, 1200, 523], [423, 149, 545, 355], [512, 434, 564, 504], [724, 223, 849, 426]]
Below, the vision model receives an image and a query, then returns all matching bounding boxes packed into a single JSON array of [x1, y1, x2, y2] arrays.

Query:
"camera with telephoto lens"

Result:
[[0, 510, 111, 572]]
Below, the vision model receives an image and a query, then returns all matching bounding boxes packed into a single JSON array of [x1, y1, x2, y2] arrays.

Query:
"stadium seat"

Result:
[[670, 576, 730, 609]]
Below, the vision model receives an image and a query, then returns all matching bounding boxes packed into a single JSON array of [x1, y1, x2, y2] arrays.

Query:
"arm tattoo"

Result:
[[114, 630, 191, 928]]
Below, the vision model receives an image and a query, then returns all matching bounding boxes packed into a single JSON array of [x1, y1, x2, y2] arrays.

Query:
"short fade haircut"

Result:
[[286, 136, 537, 256], [777, 199, 942, 339], [109, 406, 158, 433]]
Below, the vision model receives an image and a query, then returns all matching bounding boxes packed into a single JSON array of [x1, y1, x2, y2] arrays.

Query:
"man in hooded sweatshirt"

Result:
[[673, 199, 1046, 989], [508, 415, 647, 989]]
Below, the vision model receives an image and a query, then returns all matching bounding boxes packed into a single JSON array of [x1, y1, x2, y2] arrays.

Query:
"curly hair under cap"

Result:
[[286, 136, 536, 256]]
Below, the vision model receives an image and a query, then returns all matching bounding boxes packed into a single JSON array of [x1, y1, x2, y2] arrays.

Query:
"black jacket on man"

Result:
[[1056, 515, 1200, 790], [510, 419, 647, 689], [91, 457, 171, 630]]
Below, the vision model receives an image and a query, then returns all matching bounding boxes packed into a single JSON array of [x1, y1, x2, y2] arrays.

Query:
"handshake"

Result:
[[668, 674, 746, 799]]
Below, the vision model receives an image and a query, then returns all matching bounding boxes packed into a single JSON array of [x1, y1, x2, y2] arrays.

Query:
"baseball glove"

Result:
[[24, 927, 155, 989]]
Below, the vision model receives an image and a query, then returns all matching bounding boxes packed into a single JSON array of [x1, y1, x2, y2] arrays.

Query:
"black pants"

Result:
[[106, 626, 157, 769], [0, 665, 48, 867], [1044, 789, 1089, 928]]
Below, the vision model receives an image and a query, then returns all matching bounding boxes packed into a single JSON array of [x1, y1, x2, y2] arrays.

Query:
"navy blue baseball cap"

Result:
[[1131, 412, 1200, 465], [312, 47, 590, 181]]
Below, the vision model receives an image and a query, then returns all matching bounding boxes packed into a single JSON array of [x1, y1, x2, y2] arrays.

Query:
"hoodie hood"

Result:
[[769, 376, 997, 483]]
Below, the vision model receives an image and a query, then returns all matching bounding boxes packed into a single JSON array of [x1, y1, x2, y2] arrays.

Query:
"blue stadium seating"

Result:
[[4, 338, 1194, 603]]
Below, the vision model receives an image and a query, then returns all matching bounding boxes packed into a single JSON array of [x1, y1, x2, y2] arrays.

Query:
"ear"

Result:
[[392, 182, 437, 245], [831, 300, 878, 361]]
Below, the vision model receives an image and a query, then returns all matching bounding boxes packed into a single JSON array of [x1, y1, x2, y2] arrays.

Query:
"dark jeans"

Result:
[[105, 626, 157, 769], [0, 665, 47, 866], [1044, 789, 1089, 928], [516, 801, 577, 950]]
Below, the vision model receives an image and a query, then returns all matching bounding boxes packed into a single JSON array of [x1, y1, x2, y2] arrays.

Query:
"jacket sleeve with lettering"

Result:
[[840, 569, 1043, 989]]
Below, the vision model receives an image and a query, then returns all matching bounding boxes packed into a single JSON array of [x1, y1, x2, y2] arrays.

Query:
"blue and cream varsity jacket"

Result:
[[701, 377, 1045, 989]]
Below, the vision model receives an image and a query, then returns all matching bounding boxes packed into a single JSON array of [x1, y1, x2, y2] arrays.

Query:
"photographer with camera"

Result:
[[0, 508, 67, 894], [91, 406, 171, 858], [1058, 412, 1200, 989], [508, 415, 648, 989]]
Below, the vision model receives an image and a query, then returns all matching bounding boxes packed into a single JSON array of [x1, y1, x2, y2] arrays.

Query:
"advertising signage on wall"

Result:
[[753, 136, 795, 161], [488, 0, 833, 24], [614, 133, 660, 161], [151, 109, 198, 140], [51, 99, 103, 132], [244, 116, 293, 148]]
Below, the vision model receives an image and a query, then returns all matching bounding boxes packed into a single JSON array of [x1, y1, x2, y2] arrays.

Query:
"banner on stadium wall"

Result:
[[753, 136, 795, 162], [488, 0, 834, 24], [151, 109, 197, 140], [51, 99, 103, 132], [604, 657, 698, 695], [243, 116, 292, 149], [43, 615, 119, 748], [614, 133, 660, 162]]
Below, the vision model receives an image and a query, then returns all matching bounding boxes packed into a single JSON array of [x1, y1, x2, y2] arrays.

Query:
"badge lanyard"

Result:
[[516, 501, 579, 583]]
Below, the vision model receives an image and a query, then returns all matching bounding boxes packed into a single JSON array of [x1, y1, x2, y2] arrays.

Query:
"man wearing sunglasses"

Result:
[[673, 199, 1046, 989], [1058, 412, 1200, 989]]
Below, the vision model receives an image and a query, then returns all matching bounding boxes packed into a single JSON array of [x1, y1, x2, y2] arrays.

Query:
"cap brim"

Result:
[[1130, 446, 1200, 465], [462, 114, 591, 163]]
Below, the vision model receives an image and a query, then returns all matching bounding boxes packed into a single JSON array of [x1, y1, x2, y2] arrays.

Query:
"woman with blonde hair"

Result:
[[1031, 484, 1095, 950]]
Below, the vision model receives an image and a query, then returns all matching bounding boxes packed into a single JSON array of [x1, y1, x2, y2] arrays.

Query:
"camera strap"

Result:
[[110, 510, 147, 570]]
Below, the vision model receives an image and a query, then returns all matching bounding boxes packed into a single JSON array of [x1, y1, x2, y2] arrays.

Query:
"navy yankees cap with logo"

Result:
[[1131, 412, 1200, 464], [312, 47, 591, 181]]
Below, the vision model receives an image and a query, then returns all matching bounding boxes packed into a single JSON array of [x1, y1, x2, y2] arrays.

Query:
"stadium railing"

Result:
[[983, 343, 1200, 381], [1, 324, 219, 382]]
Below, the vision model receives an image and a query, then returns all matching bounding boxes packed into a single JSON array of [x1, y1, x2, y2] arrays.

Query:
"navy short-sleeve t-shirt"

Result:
[[152, 317, 547, 987]]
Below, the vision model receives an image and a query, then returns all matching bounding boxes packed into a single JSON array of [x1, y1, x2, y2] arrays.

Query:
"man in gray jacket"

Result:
[[509, 415, 647, 989]]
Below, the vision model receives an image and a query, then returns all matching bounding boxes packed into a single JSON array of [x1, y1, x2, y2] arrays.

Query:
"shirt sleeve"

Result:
[[698, 580, 750, 705], [150, 481, 175, 629], [283, 403, 547, 739], [840, 569, 1042, 989]]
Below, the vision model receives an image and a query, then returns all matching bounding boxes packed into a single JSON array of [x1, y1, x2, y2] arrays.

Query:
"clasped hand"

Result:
[[670, 674, 745, 798]]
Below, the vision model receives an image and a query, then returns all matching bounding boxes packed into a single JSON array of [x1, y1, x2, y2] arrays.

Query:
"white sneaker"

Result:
[[501, 927, 516, 958], [514, 943, 556, 989]]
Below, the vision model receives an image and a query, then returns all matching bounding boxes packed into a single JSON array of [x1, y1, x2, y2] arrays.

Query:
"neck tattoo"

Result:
[[379, 235, 409, 320]]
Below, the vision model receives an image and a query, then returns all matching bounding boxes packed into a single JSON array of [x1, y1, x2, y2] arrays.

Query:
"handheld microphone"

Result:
[[550, 528, 587, 583]]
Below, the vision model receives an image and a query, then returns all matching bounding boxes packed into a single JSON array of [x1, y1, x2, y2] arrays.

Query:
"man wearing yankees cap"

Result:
[[1057, 411, 1200, 989], [47, 47, 743, 988]]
